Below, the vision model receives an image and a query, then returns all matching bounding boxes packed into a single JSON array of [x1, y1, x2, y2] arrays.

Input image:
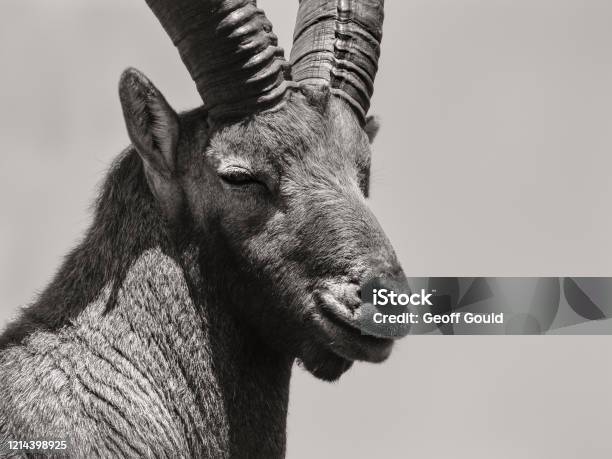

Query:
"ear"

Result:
[[364, 115, 380, 144], [119, 68, 182, 220]]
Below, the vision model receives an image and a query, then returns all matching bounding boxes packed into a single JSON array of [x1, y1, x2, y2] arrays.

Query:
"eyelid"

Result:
[[218, 166, 258, 184], [220, 165, 253, 175]]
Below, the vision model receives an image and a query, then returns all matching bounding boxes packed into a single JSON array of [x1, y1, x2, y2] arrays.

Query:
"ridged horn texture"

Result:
[[290, 0, 384, 122], [145, 0, 292, 120]]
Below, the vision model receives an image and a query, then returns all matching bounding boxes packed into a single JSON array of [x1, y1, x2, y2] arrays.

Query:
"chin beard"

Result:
[[298, 344, 354, 381]]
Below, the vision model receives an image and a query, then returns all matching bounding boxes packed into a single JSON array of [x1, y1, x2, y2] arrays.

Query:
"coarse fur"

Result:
[[0, 72, 403, 458]]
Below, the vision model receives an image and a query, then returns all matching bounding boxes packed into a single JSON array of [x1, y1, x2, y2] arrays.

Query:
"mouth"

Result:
[[315, 297, 395, 363]]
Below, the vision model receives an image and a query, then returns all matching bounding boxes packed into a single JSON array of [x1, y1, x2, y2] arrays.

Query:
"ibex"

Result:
[[0, 0, 405, 457]]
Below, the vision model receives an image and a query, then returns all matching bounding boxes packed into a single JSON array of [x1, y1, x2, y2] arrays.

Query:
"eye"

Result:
[[218, 167, 264, 188]]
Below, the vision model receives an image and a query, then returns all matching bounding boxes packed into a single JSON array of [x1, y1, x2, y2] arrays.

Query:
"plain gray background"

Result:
[[1, 1, 611, 457]]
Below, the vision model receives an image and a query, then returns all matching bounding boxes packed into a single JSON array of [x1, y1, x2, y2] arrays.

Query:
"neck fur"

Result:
[[72, 246, 292, 457]]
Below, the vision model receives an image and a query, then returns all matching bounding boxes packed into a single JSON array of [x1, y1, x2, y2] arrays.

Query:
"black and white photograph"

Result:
[[1, 1, 611, 458]]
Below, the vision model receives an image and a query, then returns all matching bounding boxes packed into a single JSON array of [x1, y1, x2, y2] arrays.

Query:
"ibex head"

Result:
[[119, 0, 404, 381]]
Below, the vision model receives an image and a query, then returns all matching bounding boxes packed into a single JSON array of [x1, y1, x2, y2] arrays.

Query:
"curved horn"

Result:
[[290, 0, 384, 123], [145, 0, 292, 121]]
